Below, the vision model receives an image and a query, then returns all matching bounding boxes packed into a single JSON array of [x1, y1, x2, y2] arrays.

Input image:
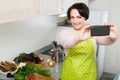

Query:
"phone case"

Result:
[[91, 25, 110, 36]]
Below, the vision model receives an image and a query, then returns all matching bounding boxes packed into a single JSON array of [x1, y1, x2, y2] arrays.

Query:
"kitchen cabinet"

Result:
[[58, 0, 77, 14], [0, 0, 37, 24], [59, 0, 89, 14], [39, 0, 59, 16], [0, 0, 89, 24], [77, 0, 89, 4], [0, 0, 60, 23]]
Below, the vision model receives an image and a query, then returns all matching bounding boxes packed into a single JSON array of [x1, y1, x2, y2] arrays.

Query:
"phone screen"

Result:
[[91, 25, 110, 36]]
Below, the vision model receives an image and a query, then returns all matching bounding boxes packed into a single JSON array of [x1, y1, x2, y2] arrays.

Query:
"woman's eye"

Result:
[[70, 16, 74, 19], [77, 16, 82, 18], [70, 16, 82, 19]]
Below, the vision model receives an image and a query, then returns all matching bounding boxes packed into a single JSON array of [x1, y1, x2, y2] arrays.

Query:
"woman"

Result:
[[59, 3, 118, 80]]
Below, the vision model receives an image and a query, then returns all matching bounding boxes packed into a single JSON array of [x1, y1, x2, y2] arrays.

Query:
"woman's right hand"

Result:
[[80, 24, 94, 40], [74, 24, 94, 44]]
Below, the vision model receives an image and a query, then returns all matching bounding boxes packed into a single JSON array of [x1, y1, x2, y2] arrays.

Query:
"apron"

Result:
[[60, 39, 97, 80]]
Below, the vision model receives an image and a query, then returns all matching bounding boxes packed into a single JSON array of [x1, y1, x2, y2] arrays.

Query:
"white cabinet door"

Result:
[[0, 0, 36, 23], [59, 0, 77, 14], [46, 0, 59, 15], [0, 0, 60, 23], [35, 0, 59, 16], [77, 0, 89, 5], [13, 0, 36, 18], [58, 0, 89, 14]]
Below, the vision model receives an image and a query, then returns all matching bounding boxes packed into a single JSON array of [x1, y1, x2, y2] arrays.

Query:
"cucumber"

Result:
[[34, 69, 51, 76]]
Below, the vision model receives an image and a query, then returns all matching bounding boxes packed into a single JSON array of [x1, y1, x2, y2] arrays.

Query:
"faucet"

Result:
[[50, 41, 64, 62]]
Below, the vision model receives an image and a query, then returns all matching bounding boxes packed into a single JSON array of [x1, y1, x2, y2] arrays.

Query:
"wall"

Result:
[[89, 0, 120, 73], [0, 16, 57, 61]]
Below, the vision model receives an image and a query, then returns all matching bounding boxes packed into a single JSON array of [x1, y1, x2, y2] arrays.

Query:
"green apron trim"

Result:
[[60, 39, 97, 80]]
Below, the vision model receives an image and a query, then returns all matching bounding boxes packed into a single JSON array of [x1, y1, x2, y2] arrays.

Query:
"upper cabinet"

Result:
[[39, 0, 59, 16], [0, 0, 60, 23], [77, 0, 89, 4], [0, 0, 89, 24], [58, 0, 77, 14], [58, 0, 89, 14], [0, 0, 36, 24]]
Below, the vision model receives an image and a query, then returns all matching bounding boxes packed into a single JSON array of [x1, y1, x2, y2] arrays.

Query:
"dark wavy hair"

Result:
[[67, 3, 89, 20]]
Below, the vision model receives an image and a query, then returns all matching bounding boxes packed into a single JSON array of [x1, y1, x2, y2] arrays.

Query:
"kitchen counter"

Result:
[[0, 73, 14, 80], [36, 43, 64, 80], [0, 54, 63, 80], [49, 62, 63, 80], [40, 54, 63, 80]]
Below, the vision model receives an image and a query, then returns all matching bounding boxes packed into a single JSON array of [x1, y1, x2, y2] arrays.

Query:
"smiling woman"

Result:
[[59, 3, 97, 80], [59, 2, 118, 80]]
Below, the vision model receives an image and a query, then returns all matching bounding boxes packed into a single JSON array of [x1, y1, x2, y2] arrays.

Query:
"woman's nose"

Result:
[[73, 18, 79, 23]]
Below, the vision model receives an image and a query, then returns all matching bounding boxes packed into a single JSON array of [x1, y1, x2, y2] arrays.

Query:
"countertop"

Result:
[[49, 62, 63, 80], [0, 54, 63, 80], [40, 54, 63, 80], [0, 74, 14, 80]]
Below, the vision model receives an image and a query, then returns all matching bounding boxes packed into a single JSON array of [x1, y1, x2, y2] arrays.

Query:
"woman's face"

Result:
[[70, 9, 86, 30]]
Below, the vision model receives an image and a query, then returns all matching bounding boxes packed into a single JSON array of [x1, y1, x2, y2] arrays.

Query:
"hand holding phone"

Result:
[[91, 25, 110, 36]]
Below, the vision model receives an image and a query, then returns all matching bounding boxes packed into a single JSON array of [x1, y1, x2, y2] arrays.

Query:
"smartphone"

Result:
[[91, 25, 110, 36]]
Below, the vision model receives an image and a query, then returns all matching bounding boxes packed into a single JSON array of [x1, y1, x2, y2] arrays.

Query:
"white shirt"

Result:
[[59, 28, 97, 57]]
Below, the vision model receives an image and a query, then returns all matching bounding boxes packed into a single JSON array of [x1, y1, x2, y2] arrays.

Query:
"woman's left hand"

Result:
[[108, 24, 118, 40]]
